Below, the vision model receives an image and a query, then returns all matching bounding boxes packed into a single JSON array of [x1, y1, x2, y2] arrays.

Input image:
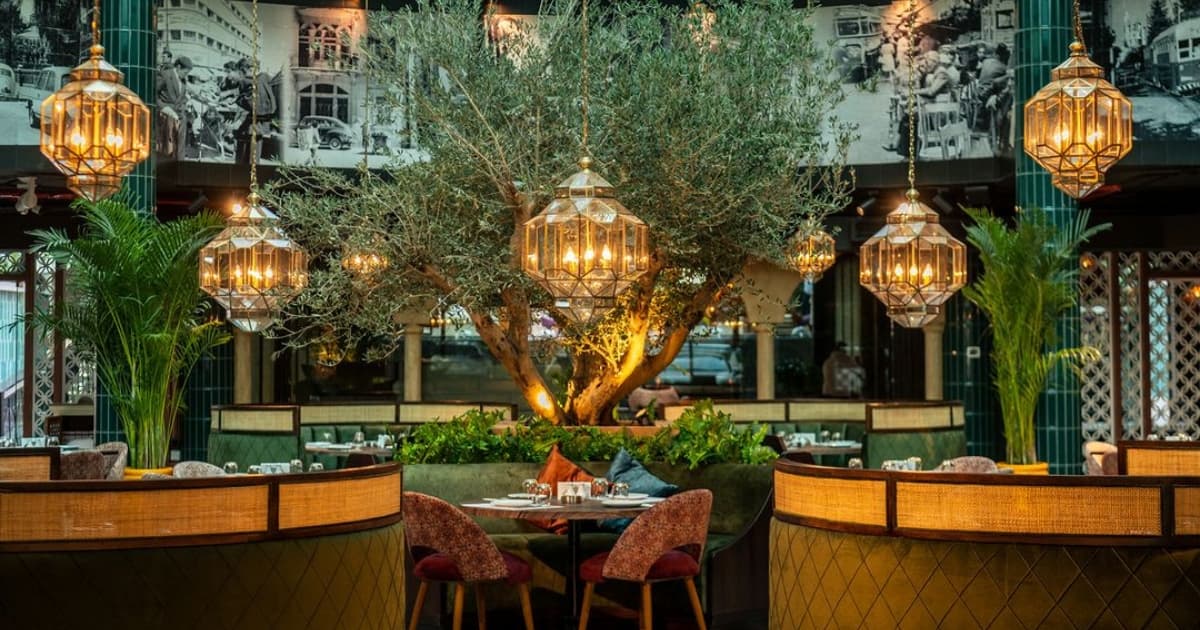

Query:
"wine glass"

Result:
[[247, 464, 262, 475], [847, 458, 863, 470], [289, 458, 305, 474], [223, 461, 239, 475], [352, 431, 366, 448], [320, 430, 334, 443], [522, 478, 538, 497], [534, 482, 553, 506], [309, 462, 325, 472], [612, 482, 630, 498], [591, 478, 610, 499]]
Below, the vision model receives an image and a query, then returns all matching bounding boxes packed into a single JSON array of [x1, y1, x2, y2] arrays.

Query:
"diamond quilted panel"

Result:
[[0, 524, 405, 630], [769, 520, 1200, 629]]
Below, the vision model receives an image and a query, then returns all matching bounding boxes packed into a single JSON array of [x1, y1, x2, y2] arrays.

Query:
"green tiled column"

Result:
[[95, 0, 157, 448], [1016, 0, 1083, 474], [943, 289, 1003, 461], [182, 341, 234, 462]]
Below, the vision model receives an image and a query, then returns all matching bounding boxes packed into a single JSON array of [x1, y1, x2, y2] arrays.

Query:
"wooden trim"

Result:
[[1138, 251, 1151, 438], [0, 463, 401, 552], [772, 460, 1200, 548], [1108, 251, 1122, 441]]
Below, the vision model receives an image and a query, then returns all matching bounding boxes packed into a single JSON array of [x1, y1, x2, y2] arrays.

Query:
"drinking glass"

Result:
[[352, 431, 366, 447], [831, 432, 842, 442], [320, 430, 334, 443], [534, 482, 553, 505], [820, 430, 831, 443], [47, 436, 60, 447], [847, 458, 863, 470], [309, 462, 325, 472], [591, 478, 610, 499], [223, 461, 239, 475], [522, 478, 538, 496], [907, 457, 923, 471], [289, 458, 305, 474], [247, 464, 263, 475], [612, 481, 630, 498]]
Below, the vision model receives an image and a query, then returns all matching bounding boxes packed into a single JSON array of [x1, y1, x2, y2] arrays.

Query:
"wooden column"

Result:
[[923, 313, 945, 401], [233, 331, 254, 404]]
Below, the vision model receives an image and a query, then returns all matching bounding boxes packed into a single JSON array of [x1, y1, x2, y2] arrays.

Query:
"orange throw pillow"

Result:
[[529, 444, 594, 534]]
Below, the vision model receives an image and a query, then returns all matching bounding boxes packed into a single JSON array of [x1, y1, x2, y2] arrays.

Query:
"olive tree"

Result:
[[272, 0, 852, 425]]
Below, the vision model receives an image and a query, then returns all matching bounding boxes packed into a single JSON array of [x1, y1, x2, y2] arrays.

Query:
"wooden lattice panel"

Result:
[[1117, 253, 1143, 439], [1079, 253, 1111, 443]]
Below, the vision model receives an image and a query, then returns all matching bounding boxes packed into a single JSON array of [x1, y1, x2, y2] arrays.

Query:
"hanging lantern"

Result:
[[522, 157, 651, 324], [199, 193, 309, 332], [787, 227, 836, 282], [1023, 21, 1132, 198], [859, 190, 967, 328], [40, 11, 150, 201]]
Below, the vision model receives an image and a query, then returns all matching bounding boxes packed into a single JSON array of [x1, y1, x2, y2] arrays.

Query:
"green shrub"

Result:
[[396, 400, 776, 469]]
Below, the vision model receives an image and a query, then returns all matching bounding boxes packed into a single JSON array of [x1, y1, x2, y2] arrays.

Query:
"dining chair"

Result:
[[577, 489, 713, 630], [59, 450, 109, 480], [95, 442, 128, 480], [171, 461, 226, 478], [402, 491, 534, 630]]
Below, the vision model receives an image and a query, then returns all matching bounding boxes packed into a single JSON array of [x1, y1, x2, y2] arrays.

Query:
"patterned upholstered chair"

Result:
[[402, 492, 534, 630], [171, 461, 226, 478], [95, 441, 128, 480], [59, 450, 110, 480], [1085, 441, 1119, 476], [943, 456, 1000, 473], [578, 489, 713, 630]]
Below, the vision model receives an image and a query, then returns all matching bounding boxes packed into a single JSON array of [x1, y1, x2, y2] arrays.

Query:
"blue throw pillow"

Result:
[[599, 448, 680, 533]]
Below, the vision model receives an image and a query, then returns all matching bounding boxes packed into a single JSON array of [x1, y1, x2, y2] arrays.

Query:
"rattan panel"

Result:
[[1176, 487, 1200, 536], [774, 470, 886, 527], [870, 405, 954, 430], [895, 482, 1161, 536], [278, 474, 401, 530], [217, 409, 295, 432], [769, 520, 1200, 630], [396, 403, 479, 423], [788, 401, 868, 421], [0, 486, 269, 542], [1124, 447, 1200, 476], [299, 404, 394, 425], [0, 455, 52, 481]]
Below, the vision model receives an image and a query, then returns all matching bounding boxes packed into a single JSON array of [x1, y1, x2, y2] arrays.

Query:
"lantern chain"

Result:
[[249, 0, 260, 195], [1073, 0, 1085, 49], [580, 0, 590, 155], [91, 0, 101, 50], [905, 0, 917, 193]]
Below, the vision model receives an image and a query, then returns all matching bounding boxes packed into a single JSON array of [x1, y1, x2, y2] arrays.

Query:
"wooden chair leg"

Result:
[[474, 584, 487, 630], [518, 582, 535, 630], [684, 578, 707, 630], [408, 581, 428, 630], [578, 582, 595, 630], [452, 583, 466, 630], [640, 583, 653, 630]]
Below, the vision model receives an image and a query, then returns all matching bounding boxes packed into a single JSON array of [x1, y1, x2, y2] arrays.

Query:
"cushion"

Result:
[[579, 550, 700, 583], [413, 550, 531, 584], [530, 444, 593, 534], [600, 448, 679, 533]]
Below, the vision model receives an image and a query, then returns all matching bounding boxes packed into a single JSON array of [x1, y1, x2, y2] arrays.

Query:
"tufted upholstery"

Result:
[[59, 450, 109, 480], [172, 461, 226, 478], [95, 442, 128, 480]]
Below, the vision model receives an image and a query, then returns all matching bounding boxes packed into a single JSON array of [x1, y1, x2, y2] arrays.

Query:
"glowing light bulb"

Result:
[[601, 245, 612, 263], [583, 248, 595, 262], [1087, 130, 1103, 144], [69, 126, 87, 149], [106, 131, 124, 148], [563, 247, 578, 267], [893, 263, 904, 280], [921, 264, 933, 285]]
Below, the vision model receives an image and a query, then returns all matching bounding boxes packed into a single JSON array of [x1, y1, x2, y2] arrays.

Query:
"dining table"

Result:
[[460, 499, 651, 627], [786, 442, 863, 456], [303, 443, 394, 458]]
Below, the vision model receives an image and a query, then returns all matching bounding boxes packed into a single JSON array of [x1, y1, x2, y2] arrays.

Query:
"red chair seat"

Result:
[[414, 550, 532, 585], [579, 550, 700, 583]]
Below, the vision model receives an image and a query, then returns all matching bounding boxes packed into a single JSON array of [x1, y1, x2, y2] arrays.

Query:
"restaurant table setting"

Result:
[[304, 431, 395, 457], [783, 430, 863, 455]]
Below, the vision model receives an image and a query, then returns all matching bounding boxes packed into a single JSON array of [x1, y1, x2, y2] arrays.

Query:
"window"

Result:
[[298, 83, 351, 122], [996, 9, 1014, 29], [298, 21, 353, 68]]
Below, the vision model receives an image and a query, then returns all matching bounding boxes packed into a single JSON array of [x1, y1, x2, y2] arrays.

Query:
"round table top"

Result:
[[460, 500, 650, 521], [304, 444, 394, 457]]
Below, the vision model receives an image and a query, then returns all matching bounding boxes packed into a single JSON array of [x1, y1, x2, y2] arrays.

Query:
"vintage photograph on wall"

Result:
[[0, 0, 89, 146]]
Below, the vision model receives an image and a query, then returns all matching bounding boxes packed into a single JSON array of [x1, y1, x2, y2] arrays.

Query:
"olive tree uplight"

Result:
[[859, 189, 967, 327], [1022, 0, 1132, 199], [523, 157, 651, 324], [40, 0, 150, 202], [787, 226, 836, 282]]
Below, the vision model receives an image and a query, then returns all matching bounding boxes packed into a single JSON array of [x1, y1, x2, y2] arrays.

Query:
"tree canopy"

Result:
[[271, 0, 852, 424]]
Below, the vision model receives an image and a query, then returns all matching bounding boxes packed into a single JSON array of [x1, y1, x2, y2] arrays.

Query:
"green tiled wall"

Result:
[[943, 281, 1003, 462], [182, 341, 234, 462], [1015, 0, 1083, 474]]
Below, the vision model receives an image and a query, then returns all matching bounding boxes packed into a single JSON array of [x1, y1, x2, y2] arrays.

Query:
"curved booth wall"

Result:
[[0, 464, 405, 630], [770, 460, 1200, 628]]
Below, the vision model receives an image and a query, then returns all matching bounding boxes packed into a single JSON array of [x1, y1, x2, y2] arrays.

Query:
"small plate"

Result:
[[307, 441, 332, 447], [507, 493, 536, 499], [622, 492, 649, 500], [326, 444, 352, 450], [603, 499, 647, 508], [490, 499, 533, 508]]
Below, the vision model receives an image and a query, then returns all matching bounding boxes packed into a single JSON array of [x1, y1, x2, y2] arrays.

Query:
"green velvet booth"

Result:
[[863, 401, 966, 469], [207, 404, 302, 470], [403, 461, 773, 629]]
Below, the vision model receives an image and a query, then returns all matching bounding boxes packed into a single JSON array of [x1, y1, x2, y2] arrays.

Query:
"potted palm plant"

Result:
[[30, 198, 229, 475], [962, 207, 1106, 474]]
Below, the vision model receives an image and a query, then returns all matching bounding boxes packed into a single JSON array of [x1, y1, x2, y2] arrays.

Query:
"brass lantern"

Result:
[[787, 227, 836, 282], [1023, 3, 1132, 199], [523, 157, 651, 324], [40, 4, 150, 202], [859, 190, 967, 328], [199, 193, 309, 332]]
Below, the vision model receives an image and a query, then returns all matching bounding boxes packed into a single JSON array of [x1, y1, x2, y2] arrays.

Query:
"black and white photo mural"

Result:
[[0, 0, 89, 146], [813, 0, 1017, 165], [154, 0, 423, 168]]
